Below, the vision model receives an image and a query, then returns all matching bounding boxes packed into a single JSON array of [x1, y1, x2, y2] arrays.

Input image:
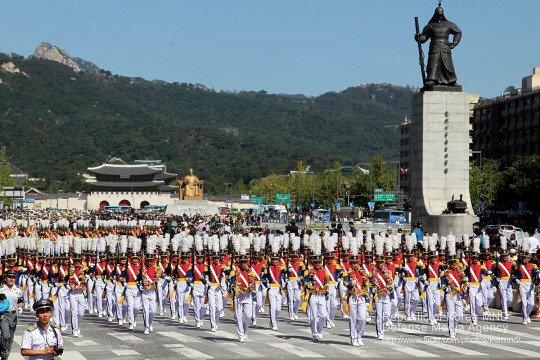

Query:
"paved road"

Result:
[[9, 303, 540, 360]]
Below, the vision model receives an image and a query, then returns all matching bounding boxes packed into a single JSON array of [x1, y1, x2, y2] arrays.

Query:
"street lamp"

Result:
[[223, 183, 232, 202]]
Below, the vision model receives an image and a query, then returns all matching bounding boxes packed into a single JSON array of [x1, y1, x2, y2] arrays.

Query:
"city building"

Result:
[[472, 68, 540, 164]]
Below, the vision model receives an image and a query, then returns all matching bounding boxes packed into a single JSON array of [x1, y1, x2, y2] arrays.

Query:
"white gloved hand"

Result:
[[17, 308, 23, 315]]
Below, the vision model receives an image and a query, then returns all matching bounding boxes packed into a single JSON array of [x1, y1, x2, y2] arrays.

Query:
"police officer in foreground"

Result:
[[0, 269, 24, 360], [21, 299, 63, 360]]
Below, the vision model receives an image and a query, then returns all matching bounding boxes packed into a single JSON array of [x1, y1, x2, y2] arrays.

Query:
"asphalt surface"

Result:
[[8, 300, 540, 359]]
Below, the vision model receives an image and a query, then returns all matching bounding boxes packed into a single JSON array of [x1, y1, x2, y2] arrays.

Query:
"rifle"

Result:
[[185, 242, 196, 304], [102, 252, 109, 300], [414, 17, 426, 87], [118, 257, 128, 304]]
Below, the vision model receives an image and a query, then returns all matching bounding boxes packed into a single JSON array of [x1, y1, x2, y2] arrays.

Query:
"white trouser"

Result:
[[268, 286, 282, 328], [58, 286, 71, 327], [115, 284, 127, 321], [339, 280, 347, 312], [468, 284, 482, 323], [426, 281, 441, 322], [126, 285, 141, 326], [36, 282, 51, 301], [309, 293, 327, 337], [519, 281, 534, 322], [419, 281, 427, 310], [70, 290, 86, 332], [192, 283, 206, 325], [27, 278, 35, 309], [106, 281, 117, 320], [157, 279, 169, 314], [208, 285, 224, 329], [326, 283, 338, 322], [445, 291, 463, 336], [50, 286, 59, 324], [87, 278, 96, 312], [348, 294, 366, 343], [287, 280, 301, 318], [95, 278, 106, 314], [375, 293, 391, 336], [141, 289, 156, 331], [392, 277, 403, 319], [252, 283, 264, 320], [480, 278, 494, 311], [221, 280, 229, 311], [174, 281, 189, 319], [498, 279, 513, 317], [234, 293, 253, 340], [404, 280, 419, 318]]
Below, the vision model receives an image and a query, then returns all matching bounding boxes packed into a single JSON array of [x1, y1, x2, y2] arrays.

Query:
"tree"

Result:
[[499, 155, 540, 211], [0, 149, 16, 207], [469, 159, 503, 211]]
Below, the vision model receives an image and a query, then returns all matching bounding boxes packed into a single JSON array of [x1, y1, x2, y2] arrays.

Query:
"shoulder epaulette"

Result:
[[27, 325, 36, 331]]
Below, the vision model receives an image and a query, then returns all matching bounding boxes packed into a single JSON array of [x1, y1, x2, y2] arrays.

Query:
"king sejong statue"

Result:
[[415, 4, 462, 89], [179, 168, 204, 200]]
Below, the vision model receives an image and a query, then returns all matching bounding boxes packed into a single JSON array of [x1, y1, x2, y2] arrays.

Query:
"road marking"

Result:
[[521, 341, 540, 347], [252, 329, 282, 337], [423, 341, 487, 356], [268, 343, 323, 358], [158, 331, 201, 342], [210, 329, 237, 340], [386, 343, 440, 358], [457, 329, 537, 357], [72, 340, 99, 346], [489, 327, 538, 340], [112, 349, 140, 356], [227, 343, 263, 358], [107, 332, 148, 343], [329, 343, 380, 357], [165, 344, 213, 359], [60, 351, 88, 359]]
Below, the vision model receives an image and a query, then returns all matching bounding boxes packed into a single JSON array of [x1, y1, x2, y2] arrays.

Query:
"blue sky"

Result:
[[1, 1, 538, 98]]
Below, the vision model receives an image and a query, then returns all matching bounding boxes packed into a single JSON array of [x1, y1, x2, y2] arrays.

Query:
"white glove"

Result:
[[22, 267, 28, 272], [165, 276, 171, 281], [66, 285, 72, 290], [351, 280, 357, 286], [17, 308, 23, 315], [515, 279, 521, 284], [487, 271, 493, 275]]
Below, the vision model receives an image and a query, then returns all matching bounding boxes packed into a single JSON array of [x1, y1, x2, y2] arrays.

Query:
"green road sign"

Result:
[[374, 193, 395, 202], [251, 197, 263, 204], [276, 193, 290, 203], [374, 188, 383, 193]]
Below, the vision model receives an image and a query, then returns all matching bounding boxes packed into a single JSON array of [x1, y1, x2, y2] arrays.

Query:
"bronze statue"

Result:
[[415, 4, 462, 89], [178, 168, 204, 200]]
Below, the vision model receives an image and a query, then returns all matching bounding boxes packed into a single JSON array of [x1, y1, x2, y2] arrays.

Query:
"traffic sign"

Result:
[[310, 203, 316, 208], [276, 193, 290, 203], [374, 188, 383, 193], [251, 197, 263, 204], [335, 202, 341, 208], [349, 202, 355, 207], [367, 201, 375, 211], [297, 205, 302, 211], [373, 193, 395, 202]]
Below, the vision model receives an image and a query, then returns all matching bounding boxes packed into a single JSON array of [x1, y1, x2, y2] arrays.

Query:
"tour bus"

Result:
[[313, 209, 331, 222], [373, 209, 406, 224], [103, 205, 132, 213]]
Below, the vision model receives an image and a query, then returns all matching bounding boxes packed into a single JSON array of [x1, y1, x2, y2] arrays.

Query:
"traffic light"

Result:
[[369, 195, 372, 199], [337, 195, 340, 198], [352, 195, 356, 199]]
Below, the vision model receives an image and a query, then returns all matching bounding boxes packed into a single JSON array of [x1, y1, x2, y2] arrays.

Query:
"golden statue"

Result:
[[179, 168, 204, 200]]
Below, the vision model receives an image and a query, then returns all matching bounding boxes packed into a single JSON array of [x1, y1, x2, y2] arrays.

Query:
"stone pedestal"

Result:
[[165, 200, 218, 216], [410, 91, 478, 236]]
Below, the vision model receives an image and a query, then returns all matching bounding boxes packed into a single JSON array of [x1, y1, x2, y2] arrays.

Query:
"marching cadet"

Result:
[[371, 236, 394, 340], [207, 237, 226, 332], [229, 238, 257, 343], [263, 238, 287, 331], [105, 240, 118, 322], [286, 237, 305, 320], [513, 245, 539, 325], [0, 268, 24, 359], [113, 238, 128, 326], [24, 250, 37, 311], [86, 249, 97, 315], [493, 236, 514, 320], [344, 237, 368, 346], [361, 233, 375, 322], [402, 235, 423, 321], [20, 299, 63, 359], [303, 235, 328, 341], [93, 240, 108, 318], [124, 237, 142, 330], [139, 238, 161, 335], [54, 250, 71, 332], [465, 238, 490, 326], [480, 239, 495, 315], [440, 235, 467, 339], [172, 236, 191, 323], [323, 234, 343, 329], [390, 247, 403, 320], [187, 235, 208, 328], [219, 235, 230, 317], [156, 237, 170, 316], [35, 241, 53, 302], [250, 245, 266, 326], [422, 236, 444, 325], [338, 238, 352, 319], [68, 238, 87, 337]]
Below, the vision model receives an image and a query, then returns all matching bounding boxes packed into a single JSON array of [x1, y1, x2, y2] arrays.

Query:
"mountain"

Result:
[[32, 42, 100, 73], [0, 50, 415, 193]]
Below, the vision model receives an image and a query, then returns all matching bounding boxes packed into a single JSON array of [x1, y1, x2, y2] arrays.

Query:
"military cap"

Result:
[[4, 270, 17, 278], [33, 299, 54, 312]]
